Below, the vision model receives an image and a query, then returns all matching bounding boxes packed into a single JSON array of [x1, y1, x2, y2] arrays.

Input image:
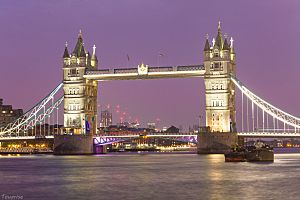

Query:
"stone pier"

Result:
[[53, 135, 94, 155], [197, 130, 238, 154]]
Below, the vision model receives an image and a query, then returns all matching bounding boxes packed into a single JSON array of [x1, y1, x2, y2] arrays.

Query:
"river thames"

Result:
[[0, 153, 300, 200]]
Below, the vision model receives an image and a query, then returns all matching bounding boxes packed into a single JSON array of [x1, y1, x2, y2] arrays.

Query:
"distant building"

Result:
[[116, 121, 140, 128], [162, 127, 168, 132], [147, 123, 156, 130], [0, 98, 23, 127], [165, 125, 180, 133], [100, 109, 112, 128], [189, 124, 200, 133]]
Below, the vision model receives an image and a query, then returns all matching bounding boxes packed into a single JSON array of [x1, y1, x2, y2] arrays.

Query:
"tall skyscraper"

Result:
[[100, 110, 112, 128]]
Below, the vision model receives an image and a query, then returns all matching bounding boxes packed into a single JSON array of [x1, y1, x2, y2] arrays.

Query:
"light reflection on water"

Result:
[[0, 153, 300, 200]]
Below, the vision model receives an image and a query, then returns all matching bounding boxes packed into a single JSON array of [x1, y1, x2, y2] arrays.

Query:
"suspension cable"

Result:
[[247, 96, 249, 132], [242, 92, 244, 132], [231, 75, 300, 130], [273, 117, 276, 133], [262, 109, 265, 133], [252, 101, 254, 131], [256, 104, 258, 131]]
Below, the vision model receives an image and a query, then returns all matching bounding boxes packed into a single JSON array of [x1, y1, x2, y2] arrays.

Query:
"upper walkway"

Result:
[[84, 65, 205, 81]]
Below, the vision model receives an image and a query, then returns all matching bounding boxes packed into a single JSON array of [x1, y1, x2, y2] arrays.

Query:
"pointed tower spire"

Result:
[[214, 21, 223, 49], [204, 34, 210, 51], [92, 44, 96, 55], [73, 29, 85, 57], [79, 43, 86, 57], [63, 42, 70, 58], [223, 34, 230, 50], [78, 29, 83, 38]]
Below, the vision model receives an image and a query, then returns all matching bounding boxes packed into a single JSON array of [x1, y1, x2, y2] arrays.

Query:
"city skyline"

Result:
[[0, 0, 299, 129]]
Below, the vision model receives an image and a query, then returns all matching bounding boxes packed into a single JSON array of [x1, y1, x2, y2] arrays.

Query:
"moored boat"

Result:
[[224, 151, 246, 162], [245, 145, 274, 162], [224, 145, 246, 162], [224, 142, 274, 162]]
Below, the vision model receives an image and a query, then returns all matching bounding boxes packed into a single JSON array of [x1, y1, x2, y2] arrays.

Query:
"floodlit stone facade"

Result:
[[62, 31, 98, 135], [204, 22, 236, 133]]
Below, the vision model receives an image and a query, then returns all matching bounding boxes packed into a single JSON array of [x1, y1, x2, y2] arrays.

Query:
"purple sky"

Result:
[[0, 0, 299, 130]]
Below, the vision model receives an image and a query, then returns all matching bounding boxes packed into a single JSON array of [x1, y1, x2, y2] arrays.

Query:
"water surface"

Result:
[[0, 153, 299, 200]]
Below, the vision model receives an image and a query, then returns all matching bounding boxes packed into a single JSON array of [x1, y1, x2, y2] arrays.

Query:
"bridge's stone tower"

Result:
[[62, 32, 98, 135], [198, 22, 238, 154], [204, 22, 236, 133]]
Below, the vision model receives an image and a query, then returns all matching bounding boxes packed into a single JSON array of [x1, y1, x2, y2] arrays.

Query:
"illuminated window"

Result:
[[70, 69, 77, 75], [214, 62, 219, 69], [214, 49, 219, 57]]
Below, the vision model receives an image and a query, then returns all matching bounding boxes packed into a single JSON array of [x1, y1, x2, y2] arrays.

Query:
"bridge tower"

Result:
[[62, 31, 98, 135], [198, 22, 238, 153], [204, 22, 236, 132], [54, 31, 98, 155]]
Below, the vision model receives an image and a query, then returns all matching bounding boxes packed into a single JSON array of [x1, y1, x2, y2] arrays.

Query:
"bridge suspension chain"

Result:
[[0, 83, 64, 136], [231, 75, 300, 133]]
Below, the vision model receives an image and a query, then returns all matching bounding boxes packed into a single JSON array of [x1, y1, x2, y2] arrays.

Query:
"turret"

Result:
[[222, 35, 230, 60], [86, 52, 91, 66], [91, 45, 98, 68], [203, 34, 211, 61], [63, 42, 70, 66], [230, 37, 236, 63]]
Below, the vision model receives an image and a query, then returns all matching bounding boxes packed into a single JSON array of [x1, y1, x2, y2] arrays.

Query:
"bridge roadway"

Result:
[[84, 65, 205, 81], [1, 132, 300, 141]]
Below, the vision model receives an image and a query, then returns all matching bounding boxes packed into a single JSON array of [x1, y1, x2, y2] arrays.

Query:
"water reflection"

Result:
[[0, 153, 300, 200]]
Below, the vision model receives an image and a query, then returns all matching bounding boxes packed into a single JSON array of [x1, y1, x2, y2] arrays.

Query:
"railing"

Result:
[[114, 68, 138, 74], [238, 132, 300, 137], [176, 65, 204, 71], [87, 69, 110, 75], [148, 66, 173, 72]]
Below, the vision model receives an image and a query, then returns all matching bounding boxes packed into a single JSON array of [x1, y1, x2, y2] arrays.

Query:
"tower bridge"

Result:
[[0, 22, 299, 154]]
